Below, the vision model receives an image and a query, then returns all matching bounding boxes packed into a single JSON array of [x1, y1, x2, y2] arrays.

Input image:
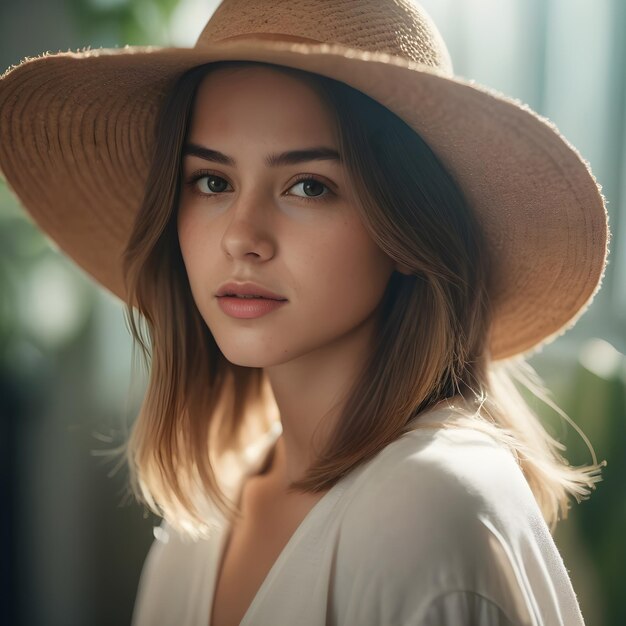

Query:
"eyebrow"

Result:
[[182, 143, 342, 168]]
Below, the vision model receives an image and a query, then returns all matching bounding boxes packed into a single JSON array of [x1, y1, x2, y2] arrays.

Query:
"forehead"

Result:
[[189, 65, 338, 143]]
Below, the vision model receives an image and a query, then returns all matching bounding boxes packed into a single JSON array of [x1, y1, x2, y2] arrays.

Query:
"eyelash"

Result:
[[183, 170, 335, 204]]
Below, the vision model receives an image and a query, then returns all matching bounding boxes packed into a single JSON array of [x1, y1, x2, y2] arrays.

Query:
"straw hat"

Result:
[[0, 0, 610, 361]]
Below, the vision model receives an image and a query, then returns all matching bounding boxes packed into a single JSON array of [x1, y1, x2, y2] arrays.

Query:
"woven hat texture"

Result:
[[0, 0, 611, 360]]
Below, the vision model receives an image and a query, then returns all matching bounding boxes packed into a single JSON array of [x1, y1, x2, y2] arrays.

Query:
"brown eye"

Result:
[[288, 176, 333, 203], [194, 174, 230, 195], [291, 178, 326, 198]]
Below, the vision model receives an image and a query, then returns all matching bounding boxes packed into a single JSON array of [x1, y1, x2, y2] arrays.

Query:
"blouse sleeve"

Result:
[[332, 428, 586, 626]]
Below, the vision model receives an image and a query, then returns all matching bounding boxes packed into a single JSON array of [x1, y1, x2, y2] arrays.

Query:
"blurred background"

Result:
[[1, 0, 625, 624]]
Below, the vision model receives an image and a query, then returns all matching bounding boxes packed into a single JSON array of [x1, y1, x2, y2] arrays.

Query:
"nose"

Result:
[[220, 191, 277, 262]]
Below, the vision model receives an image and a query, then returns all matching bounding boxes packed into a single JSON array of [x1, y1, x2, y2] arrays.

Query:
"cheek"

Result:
[[177, 210, 215, 302], [178, 214, 198, 280], [303, 224, 394, 313], [177, 206, 194, 260]]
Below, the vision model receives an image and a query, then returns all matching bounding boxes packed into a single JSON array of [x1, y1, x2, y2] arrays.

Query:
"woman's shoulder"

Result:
[[360, 405, 533, 507], [341, 411, 540, 544], [332, 410, 553, 620]]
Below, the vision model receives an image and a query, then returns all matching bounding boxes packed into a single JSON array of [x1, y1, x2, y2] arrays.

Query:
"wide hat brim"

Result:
[[0, 38, 610, 361]]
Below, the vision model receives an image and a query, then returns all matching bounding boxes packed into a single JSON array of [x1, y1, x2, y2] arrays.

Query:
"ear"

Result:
[[395, 261, 412, 276]]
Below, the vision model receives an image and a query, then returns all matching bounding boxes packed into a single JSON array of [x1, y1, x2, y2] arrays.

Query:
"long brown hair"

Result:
[[120, 60, 604, 539]]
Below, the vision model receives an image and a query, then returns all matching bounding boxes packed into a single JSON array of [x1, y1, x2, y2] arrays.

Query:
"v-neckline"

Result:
[[204, 433, 347, 626], [203, 397, 464, 625]]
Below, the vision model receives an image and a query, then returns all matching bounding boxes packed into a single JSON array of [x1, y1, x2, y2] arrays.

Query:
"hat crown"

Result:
[[196, 0, 453, 75]]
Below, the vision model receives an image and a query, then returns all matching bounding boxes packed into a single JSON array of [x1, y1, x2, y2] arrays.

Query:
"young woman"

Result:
[[0, 0, 610, 624]]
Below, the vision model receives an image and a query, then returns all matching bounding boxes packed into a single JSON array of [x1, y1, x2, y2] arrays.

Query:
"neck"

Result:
[[263, 313, 379, 489]]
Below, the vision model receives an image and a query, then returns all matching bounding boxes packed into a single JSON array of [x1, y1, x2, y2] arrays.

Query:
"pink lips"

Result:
[[217, 296, 287, 319]]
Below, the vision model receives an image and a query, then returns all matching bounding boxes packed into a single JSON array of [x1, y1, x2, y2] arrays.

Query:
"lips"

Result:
[[216, 281, 287, 301], [217, 293, 288, 319], [223, 294, 277, 300]]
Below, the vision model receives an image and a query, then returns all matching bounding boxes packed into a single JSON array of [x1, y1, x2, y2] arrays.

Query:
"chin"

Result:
[[214, 341, 288, 369], [221, 353, 269, 368]]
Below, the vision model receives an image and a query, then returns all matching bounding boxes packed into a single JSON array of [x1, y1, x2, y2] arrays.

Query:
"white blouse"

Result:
[[131, 405, 586, 625]]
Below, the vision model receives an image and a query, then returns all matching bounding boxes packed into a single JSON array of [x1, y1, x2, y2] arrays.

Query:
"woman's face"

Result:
[[178, 65, 398, 368]]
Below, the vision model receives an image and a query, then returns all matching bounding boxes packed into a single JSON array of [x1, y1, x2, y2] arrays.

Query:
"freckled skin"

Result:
[[177, 65, 408, 484], [178, 66, 401, 368]]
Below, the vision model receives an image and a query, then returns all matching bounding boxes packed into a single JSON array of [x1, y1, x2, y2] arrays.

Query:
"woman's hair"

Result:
[[120, 60, 604, 539]]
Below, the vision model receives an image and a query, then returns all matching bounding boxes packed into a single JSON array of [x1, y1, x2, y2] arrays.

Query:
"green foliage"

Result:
[[66, 0, 181, 46], [530, 343, 626, 626], [0, 0, 179, 352]]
